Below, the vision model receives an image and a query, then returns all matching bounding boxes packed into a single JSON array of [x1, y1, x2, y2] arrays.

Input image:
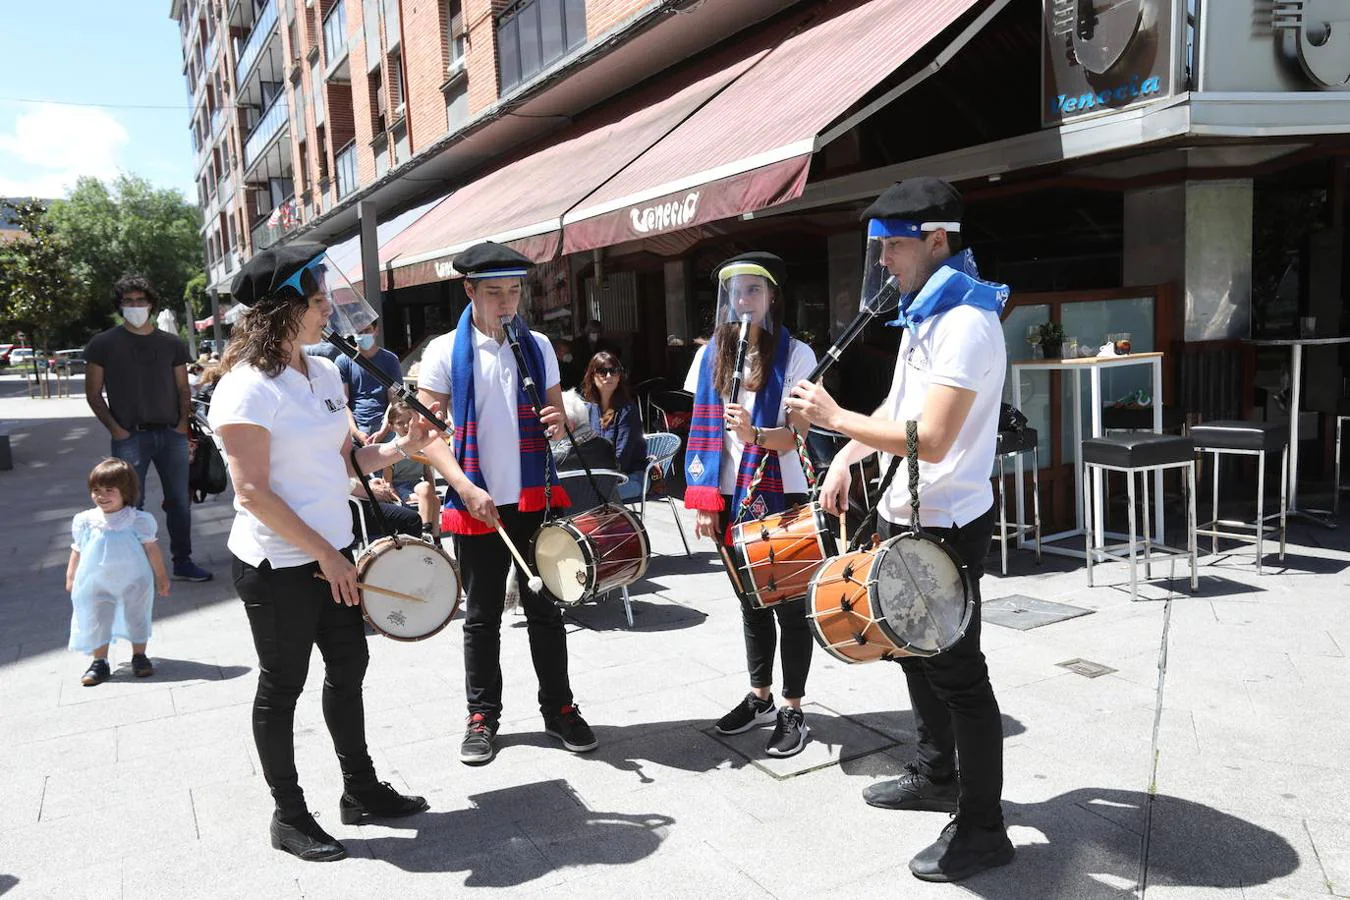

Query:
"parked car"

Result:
[[9, 349, 50, 371], [53, 349, 86, 373], [0, 344, 15, 366]]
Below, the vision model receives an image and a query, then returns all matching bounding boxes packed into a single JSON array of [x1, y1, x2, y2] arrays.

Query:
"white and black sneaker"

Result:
[[714, 692, 777, 735], [765, 706, 809, 758]]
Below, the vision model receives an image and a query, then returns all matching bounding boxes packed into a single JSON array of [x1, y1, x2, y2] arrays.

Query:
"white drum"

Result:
[[355, 536, 461, 641]]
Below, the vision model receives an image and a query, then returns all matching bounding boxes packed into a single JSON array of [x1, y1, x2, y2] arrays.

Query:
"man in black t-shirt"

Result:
[[85, 274, 213, 582]]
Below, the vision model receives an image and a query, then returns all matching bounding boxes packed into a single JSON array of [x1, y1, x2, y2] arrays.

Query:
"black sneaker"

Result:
[[862, 763, 959, 812], [80, 658, 111, 687], [543, 704, 598, 752], [765, 706, 810, 758], [909, 816, 1014, 883], [131, 654, 154, 678], [714, 692, 776, 735], [339, 780, 430, 825], [459, 713, 498, 765]]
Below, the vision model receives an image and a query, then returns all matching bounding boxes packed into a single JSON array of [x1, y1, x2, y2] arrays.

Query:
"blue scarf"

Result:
[[685, 326, 791, 540], [441, 306, 568, 535], [887, 249, 1009, 330]]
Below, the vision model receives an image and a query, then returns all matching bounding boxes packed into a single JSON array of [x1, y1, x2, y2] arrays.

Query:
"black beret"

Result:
[[714, 251, 787, 288], [862, 177, 963, 224], [230, 241, 327, 307], [453, 241, 534, 278]]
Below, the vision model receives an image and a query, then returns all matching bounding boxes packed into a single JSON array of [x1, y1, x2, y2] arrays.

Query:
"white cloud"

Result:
[[0, 103, 130, 198]]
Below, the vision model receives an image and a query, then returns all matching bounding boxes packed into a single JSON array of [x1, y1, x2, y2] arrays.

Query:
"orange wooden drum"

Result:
[[725, 502, 838, 609], [806, 533, 973, 664]]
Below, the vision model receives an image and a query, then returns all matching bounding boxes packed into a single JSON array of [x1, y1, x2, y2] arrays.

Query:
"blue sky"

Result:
[[0, 2, 196, 201]]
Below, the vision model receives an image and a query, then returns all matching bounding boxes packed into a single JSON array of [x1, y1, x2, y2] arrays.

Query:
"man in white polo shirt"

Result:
[[417, 241, 596, 767], [787, 177, 1012, 884]]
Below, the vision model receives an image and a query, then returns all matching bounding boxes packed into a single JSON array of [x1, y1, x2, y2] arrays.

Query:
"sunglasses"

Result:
[[595, 367, 620, 377]]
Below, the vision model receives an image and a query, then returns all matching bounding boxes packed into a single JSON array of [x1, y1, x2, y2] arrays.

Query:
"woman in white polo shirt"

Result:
[[209, 244, 440, 863], [683, 252, 818, 759]]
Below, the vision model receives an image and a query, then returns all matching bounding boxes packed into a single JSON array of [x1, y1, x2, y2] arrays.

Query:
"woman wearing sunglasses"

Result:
[[581, 352, 647, 480]]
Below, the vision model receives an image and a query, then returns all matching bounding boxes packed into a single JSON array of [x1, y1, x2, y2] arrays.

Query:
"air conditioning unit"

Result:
[[446, 58, 465, 78]]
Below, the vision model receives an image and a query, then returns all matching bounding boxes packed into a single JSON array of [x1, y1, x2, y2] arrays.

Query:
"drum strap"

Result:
[[730, 424, 819, 528], [846, 419, 920, 551], [349, 444, 398, 542]]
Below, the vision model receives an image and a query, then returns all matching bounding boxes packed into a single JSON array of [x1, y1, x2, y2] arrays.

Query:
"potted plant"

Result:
[[1037, 321, 1066, 358]]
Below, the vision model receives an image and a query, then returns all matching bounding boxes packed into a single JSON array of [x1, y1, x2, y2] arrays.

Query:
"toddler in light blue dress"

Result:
[[65, 458, 170, 685]]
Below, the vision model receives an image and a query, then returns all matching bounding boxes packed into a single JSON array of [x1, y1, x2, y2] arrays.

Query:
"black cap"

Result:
[[713, 251, 787, 288], [862, 177, 963, 224], [230, 241, 326, 306], [453, 241, 534, 279]]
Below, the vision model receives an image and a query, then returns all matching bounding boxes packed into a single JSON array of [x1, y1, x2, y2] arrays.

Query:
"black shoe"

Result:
[[714, 692, 776, 735], [909, 816, 1014, 883], [863, 763, 959, 812], [80, 658, 111, 687], [131, 654, 154, 678], [543, 704, 598, 752], [269, 812, 348, 862], [460, 713, 498, 765], [339, 781, 429, 825], [765, 706, 810, 758]]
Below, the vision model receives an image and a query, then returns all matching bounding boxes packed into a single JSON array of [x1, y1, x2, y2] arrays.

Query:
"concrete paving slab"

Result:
[[701, 700, 897, 779]]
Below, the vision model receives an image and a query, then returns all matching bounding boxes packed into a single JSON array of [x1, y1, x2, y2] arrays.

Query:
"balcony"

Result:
[[243, 93, 289, 170], [204, 30, 220, 71], [235, 0, 278, 85], [250, 197, 298, 251], [334, 141, 358, 200], [322, 0, 349, 77], [211, 106, 227, 140]]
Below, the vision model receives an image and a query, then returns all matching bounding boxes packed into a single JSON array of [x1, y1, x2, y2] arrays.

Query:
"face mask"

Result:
[[561, 353, 573, 363], [356, 334, 376, 350], [122, 306, 151, 327]]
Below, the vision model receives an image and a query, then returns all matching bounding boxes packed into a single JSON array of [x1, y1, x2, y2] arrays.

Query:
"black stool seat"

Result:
[[1082, 433, 1194, 469], [1190, 420, 1286, 453], [996, 427, 1038, 455]]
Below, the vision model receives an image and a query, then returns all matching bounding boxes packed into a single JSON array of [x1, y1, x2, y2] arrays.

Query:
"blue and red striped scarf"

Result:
[[441, 306, 570, 535], [684, 325, 790, 542]]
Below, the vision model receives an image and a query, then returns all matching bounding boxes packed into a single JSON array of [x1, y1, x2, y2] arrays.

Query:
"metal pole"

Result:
[[184, 298, 198, 358], [358, 200, 382, 339], [210, 288, 224, 357]]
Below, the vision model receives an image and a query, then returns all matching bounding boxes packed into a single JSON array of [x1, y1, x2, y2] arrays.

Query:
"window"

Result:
[[496, 0, 585, 93], [363, 0, 381, 72], [444, 0, 465, 72], [368, 67, 385, 134], [444, 80, 468, 129], [389, 53, 405, 119]]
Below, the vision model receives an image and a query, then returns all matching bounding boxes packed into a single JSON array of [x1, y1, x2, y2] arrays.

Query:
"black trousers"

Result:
[[878, 506, 1003, 828], [233, 553, 376, 819], [350, 497, 422, 540], [718, 494, 814, 700], [453, 504, 573, 720]]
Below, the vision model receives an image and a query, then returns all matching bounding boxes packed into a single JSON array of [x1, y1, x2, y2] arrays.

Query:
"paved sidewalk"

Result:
[[0, 377, 1347, 899]]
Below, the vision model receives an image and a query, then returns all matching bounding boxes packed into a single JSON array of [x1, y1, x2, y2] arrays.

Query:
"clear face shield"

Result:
[[715, 266, 778, 336], [860, 218, 961, 313], [275, 252, 379, 339]]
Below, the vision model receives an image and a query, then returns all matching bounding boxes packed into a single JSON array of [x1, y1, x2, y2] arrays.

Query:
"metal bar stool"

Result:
[[1190, 420, 1288, 574], [1335, 403, 1350, 515], [1083, 433, 1198, 600], [993, 427, 1041, 574]]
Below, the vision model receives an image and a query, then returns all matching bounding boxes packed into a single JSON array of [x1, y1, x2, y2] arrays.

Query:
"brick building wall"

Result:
[[348, 0, 381, 185], [465, 0, 500, 116], [402, 0, 452, 151], [585, 0, 649, 40]]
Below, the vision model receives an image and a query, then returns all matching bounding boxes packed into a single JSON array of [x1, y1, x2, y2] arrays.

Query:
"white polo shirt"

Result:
[[683, 338, 817, 496], [879, 304, 1005, 529], [208, 357, 355, 568], [419, 322, 560, 504]]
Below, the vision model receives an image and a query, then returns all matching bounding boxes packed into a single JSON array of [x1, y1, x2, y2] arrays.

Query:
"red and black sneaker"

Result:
[[459, 712, 498, 765], [543, 704, 597, 752]]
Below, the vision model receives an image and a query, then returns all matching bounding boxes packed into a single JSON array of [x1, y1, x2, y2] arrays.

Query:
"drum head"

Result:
[[874, 534, 972, 656], [360, 538, 460, 641], [533, 523, 590, 605]]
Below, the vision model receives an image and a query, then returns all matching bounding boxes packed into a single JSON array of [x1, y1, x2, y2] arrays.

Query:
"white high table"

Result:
[[1245, 336, 1350, 528], [1011, 351, 1166, 558]]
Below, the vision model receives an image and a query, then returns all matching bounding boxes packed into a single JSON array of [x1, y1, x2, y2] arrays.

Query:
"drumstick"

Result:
[[315, 573, 427, 604], [496, 522, 545, 594]]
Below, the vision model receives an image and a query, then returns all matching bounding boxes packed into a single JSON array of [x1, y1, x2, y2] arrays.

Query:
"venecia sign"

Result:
[[629, 191, 701, 234], [1050, 73, 1164, 116]]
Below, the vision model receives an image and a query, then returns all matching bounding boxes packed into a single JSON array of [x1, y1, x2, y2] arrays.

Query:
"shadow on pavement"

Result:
[[347, 780, 673, 885], [954, 787, 1300, 898], [107, 657, 251, 683], [0, 875, 17, 897]]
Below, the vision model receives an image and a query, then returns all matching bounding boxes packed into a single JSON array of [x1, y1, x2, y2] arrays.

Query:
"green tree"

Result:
[[184, 271, 210, 320], [46, 174, 204, 341], [0, 199, 87, 368]]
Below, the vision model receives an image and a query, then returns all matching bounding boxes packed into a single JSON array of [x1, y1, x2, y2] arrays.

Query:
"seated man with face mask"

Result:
[[335, 319, 404, 444]]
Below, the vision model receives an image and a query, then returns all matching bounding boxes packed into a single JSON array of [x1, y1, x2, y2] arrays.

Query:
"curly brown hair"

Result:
[[580, 351, 631, 409], [88, 457, 140, 507], [219, 268, 319, 378]]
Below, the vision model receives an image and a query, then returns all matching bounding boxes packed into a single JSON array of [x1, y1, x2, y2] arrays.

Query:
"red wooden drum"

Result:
[[531, 504, 650, 606], [725, 502, 837, 609]]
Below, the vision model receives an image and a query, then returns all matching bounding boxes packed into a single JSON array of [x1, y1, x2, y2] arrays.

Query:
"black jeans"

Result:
[[453, 504, 573, 720], [233, 553, 376, 819], [878, 506, 1003, 828], [718, 494, 814, 700], [350, 497, 422, 540]]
